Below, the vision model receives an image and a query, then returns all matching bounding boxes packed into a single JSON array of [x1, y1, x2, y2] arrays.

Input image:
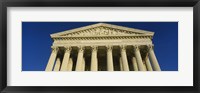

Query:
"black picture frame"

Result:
[[0, 0, 199, 93]]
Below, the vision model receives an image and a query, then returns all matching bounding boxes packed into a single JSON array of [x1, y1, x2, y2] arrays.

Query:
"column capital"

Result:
[[64, 46, 72, 52], [91, 46, 98, 52], [106, 45, 113, 51], [120, 45, 127, 51], [147, 44, 154, 50], [78, 46, 85, 52], [133, 45, 140, 51], [51, 46, 59, 53]]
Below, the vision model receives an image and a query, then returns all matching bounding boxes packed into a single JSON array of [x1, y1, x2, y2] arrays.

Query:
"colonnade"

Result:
[[45, 45, 161, 71]]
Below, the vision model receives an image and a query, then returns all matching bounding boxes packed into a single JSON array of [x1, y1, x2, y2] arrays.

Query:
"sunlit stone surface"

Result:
[[45, 23, 161, 71]]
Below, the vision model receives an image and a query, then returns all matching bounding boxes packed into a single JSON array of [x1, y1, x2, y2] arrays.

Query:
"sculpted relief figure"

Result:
[[64, 26, 136, 36]]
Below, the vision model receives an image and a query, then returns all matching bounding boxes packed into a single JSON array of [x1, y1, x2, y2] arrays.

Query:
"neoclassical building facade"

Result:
[[45, 23, 161, 71]]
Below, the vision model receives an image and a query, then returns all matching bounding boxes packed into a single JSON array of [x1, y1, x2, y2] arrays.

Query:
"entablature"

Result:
[[52, 35, 153, 41]]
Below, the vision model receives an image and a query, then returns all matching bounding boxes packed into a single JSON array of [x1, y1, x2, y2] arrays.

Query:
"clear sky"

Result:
[[22, 22, 178, 71]]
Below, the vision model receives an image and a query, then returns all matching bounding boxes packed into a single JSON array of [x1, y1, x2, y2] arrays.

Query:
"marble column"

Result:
[[54, 57, 61, 71], [75, 46, 85, 71], [67, 58, 73, 71], [132, 57, 138, 71], [60, 46, 71, 71], [145, 55, 153, 71], [120, 45, 129, 71], [148, 45, 161, 71], [82, 57, 85, 71], [119, 57, 123, 71], [107, 45, 114, 71], [134, 45, 145, 71], [45, 46, 59, 71], [143, 61, 147, 71], [91, 46, 98, 71]]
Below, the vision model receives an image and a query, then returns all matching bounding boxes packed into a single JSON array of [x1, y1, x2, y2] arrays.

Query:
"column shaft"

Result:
[[145, 56, 153, 71], [149, 46, 161, 71], [45, 47, 58, 71], [75, 46, 84, 71], [91, 46, 98, 71], [134, 46, 145, 71], [107, 46, 114, 71], [120, 46, 129, 71], [54, 57, 61, 71], [143, 62, 147, 71], [82, 57, 85, 71], [119, 57, 123, 71], [60, 46, 71, 71], [132, 57, 138, 71], [67, 58, 73, 71]]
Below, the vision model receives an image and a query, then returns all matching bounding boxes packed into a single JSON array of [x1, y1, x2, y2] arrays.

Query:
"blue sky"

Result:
[[22, 22, 178, 71]]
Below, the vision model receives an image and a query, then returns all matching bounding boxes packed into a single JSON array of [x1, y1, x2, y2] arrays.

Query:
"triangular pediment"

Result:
[[51, 23, 154, 37]]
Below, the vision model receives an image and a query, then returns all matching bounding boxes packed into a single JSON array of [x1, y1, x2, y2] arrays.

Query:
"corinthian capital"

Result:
[[106, 45, 113, 51], [120, 45, 127, 51], [78, 46, 85, 52], [91, 46, 98, 52], [64, 46, 72, 52], [133, 45, 140, 51], [51, 46, 59, 53], [147, 44, 154, 50]]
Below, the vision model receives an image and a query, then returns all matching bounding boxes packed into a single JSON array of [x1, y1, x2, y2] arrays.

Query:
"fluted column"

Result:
[[45, 46, 59, 71], [91, 46, 98, 71], [75, 46, 85, 71], [107, 45, 114, 71], [82, 57, 85, 71], [143, 62, 147, 71], [67, 58, 73, 71], [120, 45, 129, 71], [145, 55, 153, 71], [60, 46, 72, 71], [132, 57, 138, 71], [148, 45, 161, 71], [54, 57, 61, 71], [119, 57, 123, 71], [134, 45, 145, 71]]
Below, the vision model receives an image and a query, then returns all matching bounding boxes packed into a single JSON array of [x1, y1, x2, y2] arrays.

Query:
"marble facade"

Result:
[[45, 23, 161, 71]]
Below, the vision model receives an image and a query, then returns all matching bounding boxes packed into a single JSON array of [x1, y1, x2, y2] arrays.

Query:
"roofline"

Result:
[[50, 23, 154, 37], [51, 34, 154, 39]]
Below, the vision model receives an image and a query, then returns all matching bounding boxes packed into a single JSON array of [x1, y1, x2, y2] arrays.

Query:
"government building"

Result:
[[45, 23, 161, 71]]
